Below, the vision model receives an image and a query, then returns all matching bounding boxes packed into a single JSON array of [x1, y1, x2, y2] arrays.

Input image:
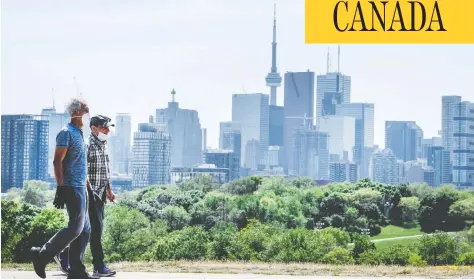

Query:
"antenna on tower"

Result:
[[326, 46, 330, 73], [171, 88, 176, 102], [337, 45, 341, 73], [74, 77, 81, 96], [52, 88, 55, 109]]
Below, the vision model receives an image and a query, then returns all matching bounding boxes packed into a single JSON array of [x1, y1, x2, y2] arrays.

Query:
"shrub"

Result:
[[357, 250, 381, 265], [352, 234, 375, 259], [228, 220, 273, 261], [206, 222, 238, 260], [418, 233, 459, 265], [380, 245, 411, 266], [408, 253, 426, 267], [322, 248, 354, 265], [456, 251, 474, 265], [154, 226, 208, 260]]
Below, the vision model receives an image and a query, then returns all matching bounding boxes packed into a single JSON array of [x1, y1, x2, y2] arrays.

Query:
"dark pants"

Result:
[[61, 190, 105, 269], [40, 187, 91, 274]]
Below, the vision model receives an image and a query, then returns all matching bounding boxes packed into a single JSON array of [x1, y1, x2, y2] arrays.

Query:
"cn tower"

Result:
[[265, 4, 282, 106]]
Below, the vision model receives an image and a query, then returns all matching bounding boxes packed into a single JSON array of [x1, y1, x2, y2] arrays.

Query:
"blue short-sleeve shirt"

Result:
[[56, 123, 87, 187]]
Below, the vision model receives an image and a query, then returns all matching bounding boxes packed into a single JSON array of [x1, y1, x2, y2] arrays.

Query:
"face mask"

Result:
[[97, 132, 108, 142]]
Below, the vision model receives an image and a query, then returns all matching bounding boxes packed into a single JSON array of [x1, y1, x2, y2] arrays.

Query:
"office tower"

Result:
[[424, 167, 435, 187], [41, 107, 69, 176], [422, 137, 442, 159], [202, 128, 207, 151], [219, 121, 242, 155], [232, 93, 269, 166], [204, 149, 240, 182], [269, 105, 284, 146], [452, 101, 474, 188], [385, 121, 423, 162], [284, 71, 315, 171], [244, 139, 261, 171], [398, 160, 407, 184], [265, 4, 282, 106], [369, 148, 398, 185], [434, 149, 452, 187], [132, 123, 171, 187], [1, 115, 49, 192], [264, 146, 285, 169], [442, 96, 462, 156], [110, 113, 132, 175], [404, 160, 425, 183], [330, 161, 357, 183], [442, 96, 474, 188], [156, 89, 202, 168], [425, 146, 444, 167], [292, 126, 330, 180], [316, 47, 351, 126], [319, 115, 356, 162], [336, 103, 375, 179]]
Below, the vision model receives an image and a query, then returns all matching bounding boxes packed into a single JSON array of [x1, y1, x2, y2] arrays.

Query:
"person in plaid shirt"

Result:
[[56, 115, 117, 277]]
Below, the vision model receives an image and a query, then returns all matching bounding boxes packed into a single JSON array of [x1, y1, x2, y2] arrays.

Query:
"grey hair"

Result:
[[66, 97, 88, 116]]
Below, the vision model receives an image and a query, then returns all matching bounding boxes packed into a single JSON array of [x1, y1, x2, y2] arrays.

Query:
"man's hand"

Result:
[[106, 187, 115, 202], [86, 179, 92, 191]]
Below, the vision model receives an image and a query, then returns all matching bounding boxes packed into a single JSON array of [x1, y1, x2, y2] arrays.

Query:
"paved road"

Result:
[[0, 271, 429, 279]]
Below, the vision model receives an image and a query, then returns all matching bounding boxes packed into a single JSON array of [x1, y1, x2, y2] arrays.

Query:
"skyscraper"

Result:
[[316, 47, 351, 126], [336, 103, 375, 179], [442, 96, 462, 157], [156, 89, 202, 168], [41, 107, 69, 176], [330, 161, 357, 183], [385, 121, 424, 162], [319, 115, 356, 162], [452, 101, 474, 188], [269, 105, 284, 147], [369, 148, 398, 185], [265, 4, 282, 107], [110, 113, 132, 175], [434, 149, 452, 187], [219, 122, 242, 167], [1, 115, 49, 192], [284, 71, 315, 171], [132, 123, 171, 187], [232, 93, 269, 167], [292, 126, 330, 180], [204, 149, 240, 182]]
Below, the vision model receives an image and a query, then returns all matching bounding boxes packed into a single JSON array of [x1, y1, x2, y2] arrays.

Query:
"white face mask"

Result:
[[97, 132, 108, 142]]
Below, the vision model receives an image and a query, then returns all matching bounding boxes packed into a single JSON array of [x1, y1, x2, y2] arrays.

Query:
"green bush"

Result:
[[357, 250, 381, 265], [154, 226, 209, 260], [206, 222, 238, 260], [380, 245, 411, 266], [408, 253, 426, 267], [418, 233, 459, 265], [456, 251, 474, 265], [322, 248, 354, 265], [228, 220, 273, 261], [352, 234, 375, 259]]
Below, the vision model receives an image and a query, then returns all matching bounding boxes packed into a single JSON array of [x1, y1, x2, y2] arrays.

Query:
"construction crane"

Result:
[[285, 113, 313, 128]]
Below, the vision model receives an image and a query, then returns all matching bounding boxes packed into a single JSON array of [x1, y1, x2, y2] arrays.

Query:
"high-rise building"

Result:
[[40, 107, 69, 176], [369, 148, 398, 185], [292, 126, 330, 180], [404, 160, 426, 183], [156, 89, 202, 168], [265, 4, 282, 106], [264, 146, 285, 169], [132, 123, 171, 187], [385, 121, 424, 162], [204, 149, 240, 182], [269, 105, 284, 146], [336, 103, 375, 179], [425, 146, 444, 167], [110, 113, 132, 175], [244, 139, 261, 171], [434, 149, 452, 187], [424, 167, 435, 187], [219, 121, 241, 155], [1, 115, 49, 192], [319, 115, 356, 162], [232, 93, 269, 166], [284, 71, 315, 171], [442, 96, 474, 189], [330, 161, 357, 183], [316, 47, 351, 126], [422, 137, 442, 159]]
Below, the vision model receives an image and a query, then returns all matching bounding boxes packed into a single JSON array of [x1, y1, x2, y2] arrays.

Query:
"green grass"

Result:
[[371, 224, 422, 240], [373, 235, 421, 250]]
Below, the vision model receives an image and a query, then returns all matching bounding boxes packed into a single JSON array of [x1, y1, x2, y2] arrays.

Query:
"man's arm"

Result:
[[53, 147, 67, 186]]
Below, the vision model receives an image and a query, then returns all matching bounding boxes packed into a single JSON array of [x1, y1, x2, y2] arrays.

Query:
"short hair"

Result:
[[66, 97, 89, 116]]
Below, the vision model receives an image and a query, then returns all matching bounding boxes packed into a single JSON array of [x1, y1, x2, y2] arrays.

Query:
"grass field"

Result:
[[2, 261, 474, 278], [371, 224, 422, 240]]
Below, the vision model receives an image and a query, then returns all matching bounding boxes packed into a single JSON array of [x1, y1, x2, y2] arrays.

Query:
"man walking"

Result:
[[55, 115, 117, 277], [30, 97, 97, 279]]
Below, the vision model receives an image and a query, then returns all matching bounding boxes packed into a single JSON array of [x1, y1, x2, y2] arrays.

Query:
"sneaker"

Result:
[[93, 265, 116, 277], [53, 254, 70, 275], [67, 271, 99, 279], [30, 247, 46, 279]]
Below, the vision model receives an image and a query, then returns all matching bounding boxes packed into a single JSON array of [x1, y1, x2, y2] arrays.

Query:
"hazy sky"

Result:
[[2, 0, 473, 148]]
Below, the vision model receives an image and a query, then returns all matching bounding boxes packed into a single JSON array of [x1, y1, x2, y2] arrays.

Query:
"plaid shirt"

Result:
[[87, 134, 111, 202]]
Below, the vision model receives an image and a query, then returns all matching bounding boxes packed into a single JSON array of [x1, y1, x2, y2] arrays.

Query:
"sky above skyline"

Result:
[[2, 0, 473, 149]]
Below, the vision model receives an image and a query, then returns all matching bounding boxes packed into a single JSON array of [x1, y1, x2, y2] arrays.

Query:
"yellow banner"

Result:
[[305, 0, 474, 43]]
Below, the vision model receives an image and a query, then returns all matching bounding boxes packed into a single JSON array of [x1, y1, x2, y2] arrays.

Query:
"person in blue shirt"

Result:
[[30, 97, 98, 279]]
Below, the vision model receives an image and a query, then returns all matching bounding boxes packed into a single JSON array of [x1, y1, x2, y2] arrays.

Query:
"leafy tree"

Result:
[[153, 226, 209, 260], [380, 245, 411, 266], [228, 220, 273, 261], [206, 222, 238, 260], [399, 196, 420, 223], [224, 176, 263, 195], [418, 233, 459, 265], [322, 248, 354, 265], [449, 197, 474, 227], [22, 180, 50, 207], [163, 205, 191, 231], [352, 234, 375, 259]]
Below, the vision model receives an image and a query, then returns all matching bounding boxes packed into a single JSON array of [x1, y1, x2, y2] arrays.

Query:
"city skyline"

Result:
[[2, 0, 474, 149]]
